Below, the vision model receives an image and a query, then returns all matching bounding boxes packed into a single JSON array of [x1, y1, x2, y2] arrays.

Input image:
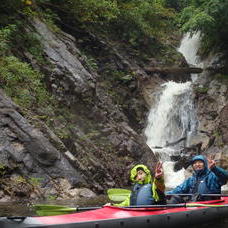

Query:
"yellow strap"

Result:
[[152, 177, 165, 201], [152, 182, 159, 201]]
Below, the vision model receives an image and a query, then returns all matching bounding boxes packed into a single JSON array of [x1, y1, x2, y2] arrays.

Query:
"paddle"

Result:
[[34, 202, 228, 216], [34, 189, 228, 216], [34, 205, 102, 216], [34, 188, 129, 216]]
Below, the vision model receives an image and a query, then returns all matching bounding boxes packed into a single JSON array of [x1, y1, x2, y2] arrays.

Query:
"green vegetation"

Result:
[[33, 0, 176, 46], [1, 0, 228, 56], [0, 24, 17, 56], [29, 177, 43, 187], [194, 86, 209, 94], [215, 74, 228, 83], [0, 56, 52, 109], [110, 0, 175, 43], [0, 164, 6, 176], [47, 195, 58, 200], [177, 0, 228, 54]]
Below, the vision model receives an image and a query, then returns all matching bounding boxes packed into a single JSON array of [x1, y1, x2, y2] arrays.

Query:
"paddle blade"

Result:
[[33, 204, 76, 216], [36, 210, 71, 216], [34, 204, 74, 211], [107, 188, 131, 202]]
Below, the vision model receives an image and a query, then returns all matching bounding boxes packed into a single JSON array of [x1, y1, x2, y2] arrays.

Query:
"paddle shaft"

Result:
[[57, 203, 228, 211], [123, 203, 228, 209], [75, 194, 228, 210], [166, 194, 228, 197], [73, 205, 189, 211], [77, 206, 101, 211], [108, 188, 228, 200], [123, 204, 185, 208]]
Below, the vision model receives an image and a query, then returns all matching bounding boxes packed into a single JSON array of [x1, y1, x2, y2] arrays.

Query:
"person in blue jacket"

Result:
[[167, 155, 228, 203]]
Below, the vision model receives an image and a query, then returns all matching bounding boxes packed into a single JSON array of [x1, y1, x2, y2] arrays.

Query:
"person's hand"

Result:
[[155, 161, 163, 179], [207, 155, 216, 169]]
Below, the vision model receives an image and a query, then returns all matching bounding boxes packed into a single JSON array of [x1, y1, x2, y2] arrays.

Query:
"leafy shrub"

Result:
[[113, 0, 175, 43], [0, 25, 17, 56], [0, 56, 52, 109], [49, 0, 119, 24], [178, 0, 228, 53]]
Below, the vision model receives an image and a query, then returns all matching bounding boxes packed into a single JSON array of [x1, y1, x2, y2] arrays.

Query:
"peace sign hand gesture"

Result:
[[207, 154, 216, 169], [155, 161, 163, 179]]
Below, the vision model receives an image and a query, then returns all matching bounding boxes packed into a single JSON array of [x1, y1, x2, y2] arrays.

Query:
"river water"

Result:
[[0, 195, 108, 217]]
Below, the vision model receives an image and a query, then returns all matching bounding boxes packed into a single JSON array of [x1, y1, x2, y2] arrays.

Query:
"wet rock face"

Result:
[[27, 19, 161, 188], [0, 17, 162, 199], [0, 89, 84, 199], [29, 18, 96, 105], [219, 105, 228, 144], [188, 65, 228, 173]]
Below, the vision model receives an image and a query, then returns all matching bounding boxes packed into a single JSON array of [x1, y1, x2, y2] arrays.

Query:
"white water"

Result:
[[178, 32, 203, 82], [145, 81, 197, 188], [145, 81, 197, 151], [178, 32, 201, 66], [145, 33, 201, 189]]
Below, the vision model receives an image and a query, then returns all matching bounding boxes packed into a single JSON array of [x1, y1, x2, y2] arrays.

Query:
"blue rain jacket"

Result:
[[167, 155, 228, 195]]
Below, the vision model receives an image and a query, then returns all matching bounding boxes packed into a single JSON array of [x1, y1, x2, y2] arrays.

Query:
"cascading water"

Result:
[[145, 81, 198, 188], [145, 81, 197, 152], [145, 33, 202, 189], [178, 32, 204, 81], [178, 32, 201, 66]]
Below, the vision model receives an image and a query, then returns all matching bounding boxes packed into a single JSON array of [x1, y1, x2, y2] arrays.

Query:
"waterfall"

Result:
[[145, 81, 197, 151], [178, 32, 203, 81], [145, 33, 201, 189], [178, 32, 201, 66], [145, 81, 198, 188]]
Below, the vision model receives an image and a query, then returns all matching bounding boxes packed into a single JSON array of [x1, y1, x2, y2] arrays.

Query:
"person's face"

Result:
[[192, 160, 205, 171], [135, 170, 146, 182]]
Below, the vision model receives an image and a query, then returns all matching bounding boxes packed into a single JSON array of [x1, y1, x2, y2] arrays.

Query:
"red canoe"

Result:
[[1, 197, 228, 228]]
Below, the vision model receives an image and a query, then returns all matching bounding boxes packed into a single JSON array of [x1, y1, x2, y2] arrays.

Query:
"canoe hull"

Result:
[[1, 198, 228, 227]]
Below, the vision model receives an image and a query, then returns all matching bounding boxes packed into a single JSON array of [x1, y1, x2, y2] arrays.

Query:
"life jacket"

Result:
[[130, 183, 155, 205]]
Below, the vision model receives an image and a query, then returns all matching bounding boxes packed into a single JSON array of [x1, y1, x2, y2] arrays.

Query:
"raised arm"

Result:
[[207, 155, 228, 185]]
